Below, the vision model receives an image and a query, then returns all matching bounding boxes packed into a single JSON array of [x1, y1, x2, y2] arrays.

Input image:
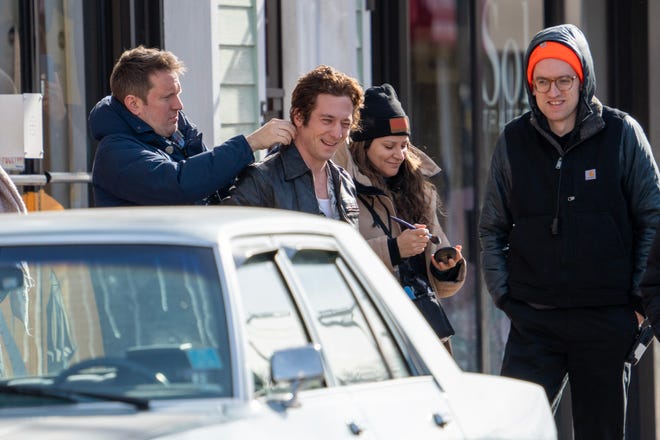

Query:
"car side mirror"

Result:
[[270, 344, 324, 408]]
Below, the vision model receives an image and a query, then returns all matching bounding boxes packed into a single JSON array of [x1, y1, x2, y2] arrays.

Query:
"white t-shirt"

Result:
[[317, 198, 333, 218]]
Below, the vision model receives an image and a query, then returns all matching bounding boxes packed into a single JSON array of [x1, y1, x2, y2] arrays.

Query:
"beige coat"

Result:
[[334, 144, 465, 299]]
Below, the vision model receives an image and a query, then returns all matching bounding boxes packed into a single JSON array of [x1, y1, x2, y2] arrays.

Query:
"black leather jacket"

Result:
[[478, 24, 660, 311], [223, 143, 360, 227], [640, 223, 660, 340]]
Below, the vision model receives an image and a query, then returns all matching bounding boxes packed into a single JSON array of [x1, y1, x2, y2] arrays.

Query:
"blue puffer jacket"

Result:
[[89, 96, 255, 206]]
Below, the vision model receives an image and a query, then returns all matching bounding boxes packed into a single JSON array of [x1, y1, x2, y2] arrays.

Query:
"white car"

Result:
[[0, 207, 556, 439]]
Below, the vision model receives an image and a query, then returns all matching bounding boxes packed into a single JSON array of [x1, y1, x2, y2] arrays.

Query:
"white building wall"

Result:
[[163, 0, 369, 147], [280, 0, 364, 119], [163, 0, 224, 146], [217, 0, 261, 141]]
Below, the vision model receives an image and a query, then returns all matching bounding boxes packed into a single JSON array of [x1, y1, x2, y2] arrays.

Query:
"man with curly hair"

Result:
[[224, 65, 363, 227]]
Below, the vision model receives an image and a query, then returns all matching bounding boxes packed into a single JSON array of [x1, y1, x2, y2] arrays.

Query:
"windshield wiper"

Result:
[[0, 383, 150, 410]]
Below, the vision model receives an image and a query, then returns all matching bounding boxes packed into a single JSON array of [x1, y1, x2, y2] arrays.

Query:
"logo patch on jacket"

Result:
[[585, 169, 596, 181]]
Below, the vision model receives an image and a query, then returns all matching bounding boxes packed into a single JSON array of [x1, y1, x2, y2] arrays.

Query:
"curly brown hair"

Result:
[[289, 65, 364, 130], [110, 45, 186, 102], [350, 139, 439, 224]]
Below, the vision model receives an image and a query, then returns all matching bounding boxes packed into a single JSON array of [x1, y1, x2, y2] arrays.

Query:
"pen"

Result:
[[390, 216, 440, 244]]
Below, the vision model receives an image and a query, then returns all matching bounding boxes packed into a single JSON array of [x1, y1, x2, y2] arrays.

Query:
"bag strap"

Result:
[[358, 194, 394, 239]]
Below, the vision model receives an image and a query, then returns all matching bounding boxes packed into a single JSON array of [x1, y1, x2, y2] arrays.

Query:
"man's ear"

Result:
[[123, 95, 143, 116], [292, 109, 304, 128]]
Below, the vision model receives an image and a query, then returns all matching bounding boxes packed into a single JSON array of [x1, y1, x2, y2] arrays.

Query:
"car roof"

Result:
[[0, 206, 350, 246]]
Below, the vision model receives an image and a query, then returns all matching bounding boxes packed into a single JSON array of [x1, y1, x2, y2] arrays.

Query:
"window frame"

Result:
[[231, 233, 430, 395]]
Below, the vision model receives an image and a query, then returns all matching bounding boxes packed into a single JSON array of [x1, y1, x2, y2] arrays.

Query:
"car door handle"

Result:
[[348, 421, 365, 435], [433, 412, 452, 428]]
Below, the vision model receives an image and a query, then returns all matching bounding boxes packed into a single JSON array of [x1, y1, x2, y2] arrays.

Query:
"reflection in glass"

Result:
[[410, 0, 478, 371], [0, 0, 19, 94], [237, 253, 309, 395], [409, 0, 544, 374], [0, 244, 231, 406], [476, 0, 543, 374], [291, 250, 389, 385], [37, 0, 88, 208]]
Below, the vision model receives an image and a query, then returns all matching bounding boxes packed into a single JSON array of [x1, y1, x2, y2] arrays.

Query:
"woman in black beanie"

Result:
[[334, 83, 465, 353]]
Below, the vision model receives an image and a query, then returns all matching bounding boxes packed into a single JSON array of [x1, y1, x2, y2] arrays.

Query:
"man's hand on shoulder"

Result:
[[246, 118, 296, 152]]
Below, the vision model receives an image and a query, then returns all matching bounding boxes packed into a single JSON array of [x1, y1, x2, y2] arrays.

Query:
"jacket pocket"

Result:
[[574, 212, 625, 259], [508, 215, 561, 282], [573, 212, 631, 289]]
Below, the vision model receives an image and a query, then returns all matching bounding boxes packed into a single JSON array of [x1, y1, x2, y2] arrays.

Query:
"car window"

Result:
[[290, 249, 402, 385], [236, 252, 310, 395], [234, 236, 412, 394], [0, 244, 232, 406], [334, 256, 409, 380]]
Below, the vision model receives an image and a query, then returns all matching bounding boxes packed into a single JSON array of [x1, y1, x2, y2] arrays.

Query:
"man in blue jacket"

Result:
[[479, 24, 660, 439], [90, 46, 295, 206]]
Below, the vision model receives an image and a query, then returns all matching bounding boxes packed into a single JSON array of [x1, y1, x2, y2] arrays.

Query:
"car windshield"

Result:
[[0, 244, 232, 407]]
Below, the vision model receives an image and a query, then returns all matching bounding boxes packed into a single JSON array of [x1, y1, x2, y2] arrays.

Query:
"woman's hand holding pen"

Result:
[[396, 224, 431, 258], [391, 215, 463, 267]]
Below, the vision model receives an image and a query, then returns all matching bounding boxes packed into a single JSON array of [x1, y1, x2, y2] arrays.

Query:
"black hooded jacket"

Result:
[[479, 24, 660, 310], [640, 223, 660, 339]]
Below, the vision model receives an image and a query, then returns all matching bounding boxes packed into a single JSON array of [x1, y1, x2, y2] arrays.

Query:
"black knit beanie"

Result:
[[351, 83, 410, 142]]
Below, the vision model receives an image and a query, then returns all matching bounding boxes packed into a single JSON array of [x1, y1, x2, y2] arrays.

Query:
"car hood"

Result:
[[447, 373, 557, 440], [0, 398, 360, 440], [0, 399, 252, 439]]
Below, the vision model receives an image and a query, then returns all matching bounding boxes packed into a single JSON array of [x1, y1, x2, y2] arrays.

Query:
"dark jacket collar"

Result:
[[278, 142, 346, 182], [88, 95, 198, 147], [279, 143, 311, 181]]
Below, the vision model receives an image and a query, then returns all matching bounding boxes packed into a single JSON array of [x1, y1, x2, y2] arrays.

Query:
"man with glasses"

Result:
[[479, 24, 660, 439]]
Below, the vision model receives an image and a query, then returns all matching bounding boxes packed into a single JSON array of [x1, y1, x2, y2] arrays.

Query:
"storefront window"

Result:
[[410, 0, 543, 373], [38, 0, 88, 209], [409, 0, 477, 370], [0, 1, 18, 94], [0, 0, 88, 209], [477, 0, 542, 373], [0, 0, 36, 175]]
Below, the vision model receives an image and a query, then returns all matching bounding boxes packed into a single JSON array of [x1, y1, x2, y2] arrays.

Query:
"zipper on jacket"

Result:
[[551, 157, 563, 235]]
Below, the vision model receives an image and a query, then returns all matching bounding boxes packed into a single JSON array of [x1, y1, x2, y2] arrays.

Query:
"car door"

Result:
[[232, 236, 375, 440], [284, 244, 464, 439]]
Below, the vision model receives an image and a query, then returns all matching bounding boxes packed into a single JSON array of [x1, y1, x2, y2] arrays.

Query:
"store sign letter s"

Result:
[[481, 0, 528, 108]]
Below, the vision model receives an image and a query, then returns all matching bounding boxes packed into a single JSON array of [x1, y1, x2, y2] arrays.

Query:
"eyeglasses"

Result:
[[532, 75, 577, 93]]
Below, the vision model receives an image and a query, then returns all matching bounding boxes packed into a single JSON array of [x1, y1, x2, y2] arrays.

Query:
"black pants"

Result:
[[501, 300, 638, 440]]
